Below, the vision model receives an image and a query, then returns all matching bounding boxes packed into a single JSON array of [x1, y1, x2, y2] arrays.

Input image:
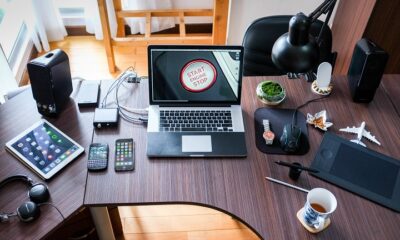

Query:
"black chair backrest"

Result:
[[242, 15, 335, 76]]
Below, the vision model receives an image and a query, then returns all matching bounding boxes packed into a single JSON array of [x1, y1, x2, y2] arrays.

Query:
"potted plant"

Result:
[[256, 81, 286, 105]]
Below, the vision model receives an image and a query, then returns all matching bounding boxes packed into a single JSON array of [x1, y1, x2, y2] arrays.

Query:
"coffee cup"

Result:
[[303, 188, 337, 230]]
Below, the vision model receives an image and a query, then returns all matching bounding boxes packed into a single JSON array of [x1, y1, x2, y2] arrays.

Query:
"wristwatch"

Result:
[[262, 120, 275, 145]]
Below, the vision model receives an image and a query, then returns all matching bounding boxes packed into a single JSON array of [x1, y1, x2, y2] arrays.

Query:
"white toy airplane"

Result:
[[339, 121, 381, 147]]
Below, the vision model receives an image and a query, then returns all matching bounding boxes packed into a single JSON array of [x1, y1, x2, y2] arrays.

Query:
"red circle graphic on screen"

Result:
[[180, 59, 217, 92]]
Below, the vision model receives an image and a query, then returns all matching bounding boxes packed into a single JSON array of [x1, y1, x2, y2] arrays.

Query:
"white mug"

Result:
[[303, 188, 337, 229]]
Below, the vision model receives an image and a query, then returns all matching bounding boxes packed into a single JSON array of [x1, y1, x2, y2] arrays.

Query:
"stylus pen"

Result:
[[274, 161, 319, 173], [265, 177, 310, 193]]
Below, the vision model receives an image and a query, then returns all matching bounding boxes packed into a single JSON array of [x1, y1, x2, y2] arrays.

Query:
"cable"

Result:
[[70, 76, 87, 99], [101, 66, 135, 108], [38, 202, 65, 221], [291, 95, 330, 126], [115, 76, 147, 123], [98, 65, 148, 124], [118, 105, 148, 114], [101, 66, 137, 108], [71, 76, 87, 82], [287, 72, 316, 81]]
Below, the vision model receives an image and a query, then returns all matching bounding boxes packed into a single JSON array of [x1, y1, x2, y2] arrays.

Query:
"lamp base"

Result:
[[311, 80, 333, 95]]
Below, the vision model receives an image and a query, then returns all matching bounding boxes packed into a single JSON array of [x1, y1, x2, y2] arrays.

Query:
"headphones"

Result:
[[0, 175, 50, 223]]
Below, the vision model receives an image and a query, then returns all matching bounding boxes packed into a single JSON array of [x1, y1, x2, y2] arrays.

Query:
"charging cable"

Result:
[[100, 66, 148, 124]]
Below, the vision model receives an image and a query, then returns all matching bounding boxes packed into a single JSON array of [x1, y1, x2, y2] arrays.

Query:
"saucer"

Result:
[[296, 207, 331, 233]]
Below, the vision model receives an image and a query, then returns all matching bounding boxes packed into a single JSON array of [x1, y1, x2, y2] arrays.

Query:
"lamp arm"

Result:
[[308, 0, 336, 22], [308, 0, 337, 45]]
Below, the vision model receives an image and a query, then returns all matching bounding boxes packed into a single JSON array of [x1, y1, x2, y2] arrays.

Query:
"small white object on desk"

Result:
[[265, 177, 310, 193], [339, 121, 381, 147], [306, 110, 333, 131], [311, 62, 333, 95]]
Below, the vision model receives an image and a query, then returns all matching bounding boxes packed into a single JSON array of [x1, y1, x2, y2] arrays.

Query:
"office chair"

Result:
[[242, 15, 337, 76]]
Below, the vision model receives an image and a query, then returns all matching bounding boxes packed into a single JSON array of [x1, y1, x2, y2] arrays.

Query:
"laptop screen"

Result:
[[148, 46, 243, 105]]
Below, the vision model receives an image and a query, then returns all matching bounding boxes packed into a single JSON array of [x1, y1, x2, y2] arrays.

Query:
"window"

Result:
[[0, 39, 18, 104], [0, 0, 24, 61], [0, 8, 5, 23], [0, 0, 26, 91], [7, 22, 28, 68], [56, 0, 85, 26]]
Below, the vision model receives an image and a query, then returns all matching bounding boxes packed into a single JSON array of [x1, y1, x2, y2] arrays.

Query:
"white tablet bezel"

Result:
[[5, 119, 85, 180]]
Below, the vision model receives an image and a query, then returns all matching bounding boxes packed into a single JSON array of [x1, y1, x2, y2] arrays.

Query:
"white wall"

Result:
[[227, 0, 328, 45], [173, 0, 337, 45]]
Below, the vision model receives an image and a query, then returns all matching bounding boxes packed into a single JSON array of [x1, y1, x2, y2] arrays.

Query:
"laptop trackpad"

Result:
[[182, 135, 212, 152]]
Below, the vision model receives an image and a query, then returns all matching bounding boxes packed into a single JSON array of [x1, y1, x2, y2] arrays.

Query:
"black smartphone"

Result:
[[115, 139, 134, 171], [87, 143, 109, 171]]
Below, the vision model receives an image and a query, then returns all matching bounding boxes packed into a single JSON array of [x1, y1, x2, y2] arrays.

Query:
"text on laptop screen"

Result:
[[150, 48, 242, 103]]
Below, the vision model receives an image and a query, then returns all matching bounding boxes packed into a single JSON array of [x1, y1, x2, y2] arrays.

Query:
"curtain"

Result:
[[84, 0, 175, 40], [85, 0, 117, 39], [24, 0, 67, 52], [122, 0, 175, 34]]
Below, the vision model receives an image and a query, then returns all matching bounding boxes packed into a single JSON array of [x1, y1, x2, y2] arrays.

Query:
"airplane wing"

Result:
[[351, 139, 366, 147], [362, 130, 381, 145], [339, 126, 360, 134]]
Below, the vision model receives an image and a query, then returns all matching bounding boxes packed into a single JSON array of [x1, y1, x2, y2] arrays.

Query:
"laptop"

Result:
[[146, 45, 247, 157]]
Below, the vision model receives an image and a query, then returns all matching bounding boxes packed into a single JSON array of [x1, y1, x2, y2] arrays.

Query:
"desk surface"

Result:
[[1, 76, 400, 240], [0, 82, 93, 240], [85, 75, 400, 239]]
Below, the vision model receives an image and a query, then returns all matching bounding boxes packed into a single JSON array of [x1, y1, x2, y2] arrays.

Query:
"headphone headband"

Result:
[[0, 175, 34, 190], [0, 175, 49, 223]]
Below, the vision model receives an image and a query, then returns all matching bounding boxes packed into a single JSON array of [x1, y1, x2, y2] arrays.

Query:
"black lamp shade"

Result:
[[271, 13, 319, 73]]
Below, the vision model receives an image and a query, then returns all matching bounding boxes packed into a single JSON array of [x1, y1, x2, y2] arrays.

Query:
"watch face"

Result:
[[263, 131, 275, 141]]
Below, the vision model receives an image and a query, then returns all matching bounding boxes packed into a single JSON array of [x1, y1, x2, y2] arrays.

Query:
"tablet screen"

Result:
[[6, 120, 84, 179]]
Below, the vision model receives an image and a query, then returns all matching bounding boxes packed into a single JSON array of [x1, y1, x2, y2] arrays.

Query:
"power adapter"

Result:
[[93, 108, 119, 128]]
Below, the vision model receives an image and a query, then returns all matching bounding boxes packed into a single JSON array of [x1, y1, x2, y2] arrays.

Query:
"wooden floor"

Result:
[[118, 205, 259, 240], [49, 36, 259, 240], [49, 36, 150, 79]]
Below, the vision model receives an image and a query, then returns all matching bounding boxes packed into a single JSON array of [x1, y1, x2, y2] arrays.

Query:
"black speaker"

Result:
[[347, 38, 388, 103], [27, 49, 72, 116]]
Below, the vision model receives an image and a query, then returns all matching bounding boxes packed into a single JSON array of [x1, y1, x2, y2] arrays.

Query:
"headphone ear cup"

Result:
[[17, 201, 40, 222], [29, 183, 50, 204]]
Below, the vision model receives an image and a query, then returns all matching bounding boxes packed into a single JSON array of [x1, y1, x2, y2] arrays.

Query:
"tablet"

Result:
[[310, 132, 400, 212], [5, 120, 84, 180]]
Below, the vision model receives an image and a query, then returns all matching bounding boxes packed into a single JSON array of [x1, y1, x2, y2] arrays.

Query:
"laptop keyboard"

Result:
[[159, 110, 233, 132]]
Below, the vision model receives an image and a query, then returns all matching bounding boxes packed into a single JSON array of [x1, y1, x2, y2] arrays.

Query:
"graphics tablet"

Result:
[[310, 132, 400, 212], [5, 120, 84, 180]]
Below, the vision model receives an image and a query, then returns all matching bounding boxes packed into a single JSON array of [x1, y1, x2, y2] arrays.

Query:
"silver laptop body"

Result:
[[146, 45, 247, 157]]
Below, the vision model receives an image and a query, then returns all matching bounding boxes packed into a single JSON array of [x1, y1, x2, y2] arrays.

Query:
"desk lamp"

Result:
[[271, 0, 337, 75]]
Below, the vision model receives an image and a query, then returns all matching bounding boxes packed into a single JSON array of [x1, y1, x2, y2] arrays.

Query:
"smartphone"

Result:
[[115, 139, 134, 171], [87, 143, 109, 171]]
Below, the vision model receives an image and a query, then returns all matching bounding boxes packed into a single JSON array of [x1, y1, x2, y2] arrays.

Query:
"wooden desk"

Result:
[[1, 76, 399, 239], [382, 75, 400, 115], [85, 76, 400, 239], [0, 83, 94, 240]]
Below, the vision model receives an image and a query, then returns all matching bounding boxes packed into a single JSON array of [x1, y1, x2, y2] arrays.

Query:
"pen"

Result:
[[265, 177, 310, 193], [274, 161, 319, 173]]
